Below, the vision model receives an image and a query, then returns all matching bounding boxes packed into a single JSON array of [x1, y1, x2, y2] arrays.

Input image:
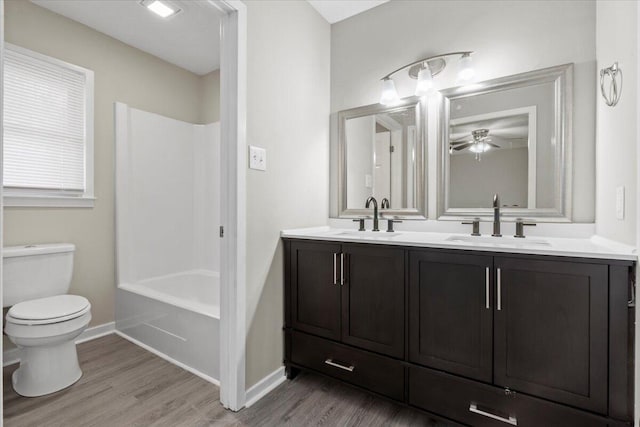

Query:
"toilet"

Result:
[[3, 243, 91, 397]]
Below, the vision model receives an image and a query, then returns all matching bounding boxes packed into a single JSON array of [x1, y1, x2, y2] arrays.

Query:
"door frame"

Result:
[[208, 0, 247, 412]]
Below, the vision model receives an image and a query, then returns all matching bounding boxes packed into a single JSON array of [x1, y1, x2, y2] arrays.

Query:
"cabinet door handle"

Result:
[[333, 253, 337, 285], [340, 253, 345, 286], [324, 358, 354, 372], [485, 267, 490, 309], [497, 267, 502, 311], [469, 403, 517, 425]]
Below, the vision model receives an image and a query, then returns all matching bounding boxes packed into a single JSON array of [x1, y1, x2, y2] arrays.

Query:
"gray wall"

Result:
[[595, 1, 637, 246], [244, 0, 330, 388], [330, 0, 596, 222], [450, 148, 528, 208]]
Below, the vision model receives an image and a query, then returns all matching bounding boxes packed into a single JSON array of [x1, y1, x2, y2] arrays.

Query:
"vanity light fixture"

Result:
[[379, 51, 474, 105], [140, 0, 181, 19]]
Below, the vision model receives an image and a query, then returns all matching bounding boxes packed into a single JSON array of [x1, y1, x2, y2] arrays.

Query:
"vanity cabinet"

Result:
[[289, 240, 405, 358], [409, 250, 493, 383], [284, 238, 635, 426], [494, 257, 608, 414]]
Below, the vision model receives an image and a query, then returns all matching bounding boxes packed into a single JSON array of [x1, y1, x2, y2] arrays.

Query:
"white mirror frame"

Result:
[[337, 96, 427, 219], [437, 63, 573, 222]]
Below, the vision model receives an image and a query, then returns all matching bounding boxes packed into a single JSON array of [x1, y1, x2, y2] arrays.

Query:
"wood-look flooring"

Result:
[[4, 334, 446, 426]]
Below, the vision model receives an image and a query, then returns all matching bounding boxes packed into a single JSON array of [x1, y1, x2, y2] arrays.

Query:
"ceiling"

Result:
[[32, 0, 221, 76], [307, 0, 389, 24]]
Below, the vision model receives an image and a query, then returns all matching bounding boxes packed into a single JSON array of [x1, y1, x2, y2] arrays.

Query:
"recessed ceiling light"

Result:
[[140, 0, 181, 19]]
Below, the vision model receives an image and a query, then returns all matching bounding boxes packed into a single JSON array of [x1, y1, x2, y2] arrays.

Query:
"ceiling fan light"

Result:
[[469, 141, 491, 153], [414, 66, 434, 96], [457, 53, 475, 83], [380, 78, 400, 106]]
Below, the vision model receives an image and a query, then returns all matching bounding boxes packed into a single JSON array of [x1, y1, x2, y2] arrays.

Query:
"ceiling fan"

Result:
[[449, 128, 500, 154]]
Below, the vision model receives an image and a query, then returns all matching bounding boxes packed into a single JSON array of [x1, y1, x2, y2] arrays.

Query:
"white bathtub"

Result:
[[115, 270, 220, 383], [119, 270, 220, 319]]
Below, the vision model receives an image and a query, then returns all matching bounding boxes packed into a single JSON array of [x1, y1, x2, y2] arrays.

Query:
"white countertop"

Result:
[[281, 227, 637, 262]]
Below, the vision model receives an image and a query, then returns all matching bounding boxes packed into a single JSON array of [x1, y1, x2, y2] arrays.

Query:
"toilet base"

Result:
[[12, 339, 83, 397]]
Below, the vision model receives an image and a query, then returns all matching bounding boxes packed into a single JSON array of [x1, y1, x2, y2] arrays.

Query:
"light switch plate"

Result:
[[616, 186, 625, 220], [249, 145, 266, 171]]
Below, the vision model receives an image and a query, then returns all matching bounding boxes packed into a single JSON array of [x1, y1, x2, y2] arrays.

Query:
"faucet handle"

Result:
[[462, 218, 481, 236], [386, 218, 402, 233], [352, 218, 366, 231], [514, 218, 536, 238]]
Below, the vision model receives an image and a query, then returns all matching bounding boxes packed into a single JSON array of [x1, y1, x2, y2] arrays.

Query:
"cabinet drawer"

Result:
[[291, 331, 404, 401], [409, 366, 607, 427]]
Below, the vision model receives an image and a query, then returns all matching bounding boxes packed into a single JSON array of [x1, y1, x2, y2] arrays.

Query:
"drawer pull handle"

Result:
[[324, 358, 354, 372], [485, 267, 490, 309], [333, 253, 337, 285], [340, 253, 345, 286], [497, 267, 502, 311], [469, 403, 517, 426]]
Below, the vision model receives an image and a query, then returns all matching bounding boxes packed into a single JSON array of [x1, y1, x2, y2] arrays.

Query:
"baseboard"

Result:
[[3, 321, 116, 367], [244, 366, 286, 408], [114, 330, 220, 386], [76, 321, 116, 344]]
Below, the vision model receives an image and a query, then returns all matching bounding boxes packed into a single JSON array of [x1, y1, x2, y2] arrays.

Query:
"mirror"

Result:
[[338, 97, 425, 218], [438, 64, 572, 221]]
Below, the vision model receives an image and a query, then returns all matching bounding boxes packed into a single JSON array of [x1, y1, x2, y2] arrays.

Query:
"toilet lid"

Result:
[[8, 295, 90, 322]]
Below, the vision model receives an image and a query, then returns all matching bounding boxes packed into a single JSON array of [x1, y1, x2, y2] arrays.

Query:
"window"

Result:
[[3, 43, 94, 207]]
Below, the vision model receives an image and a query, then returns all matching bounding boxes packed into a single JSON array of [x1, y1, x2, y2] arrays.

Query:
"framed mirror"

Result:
[[438, 64, 573, 221], [338, 97, 426, 218]]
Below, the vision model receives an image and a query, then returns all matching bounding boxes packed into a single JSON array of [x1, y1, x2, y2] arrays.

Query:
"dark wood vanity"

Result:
[[283, 238, 635, 426]]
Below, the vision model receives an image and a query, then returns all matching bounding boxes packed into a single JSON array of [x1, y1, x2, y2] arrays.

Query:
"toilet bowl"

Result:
[[3, 244, 92, 397], [5, 295, 91, 397]]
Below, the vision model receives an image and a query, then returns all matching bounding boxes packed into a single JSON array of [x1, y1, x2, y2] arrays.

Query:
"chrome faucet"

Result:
[[492, 193, 502, 237], [365, 196, 380, 232]]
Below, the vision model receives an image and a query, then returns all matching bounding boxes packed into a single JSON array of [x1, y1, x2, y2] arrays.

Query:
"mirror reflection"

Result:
[[338, 97, 425, 218], [449, 109, 533, 209], [440, 64, 571, 219], [346, 107, 417, 209]]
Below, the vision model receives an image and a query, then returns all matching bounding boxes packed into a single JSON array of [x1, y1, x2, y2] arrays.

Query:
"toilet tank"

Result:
[[3, 244, 75, 308]]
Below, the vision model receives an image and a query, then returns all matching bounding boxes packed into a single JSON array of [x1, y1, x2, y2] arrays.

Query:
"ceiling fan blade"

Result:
[[453, 142, 473, 151], [450, 139, 472, 145], [487, 142, 500, 148]]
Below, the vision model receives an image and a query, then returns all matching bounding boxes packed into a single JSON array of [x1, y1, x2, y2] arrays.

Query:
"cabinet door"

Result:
[[409, 250, 493, 382], [291, 240, 342, 340], [341, 244, 405, 358], [494, 257, 608, 414]]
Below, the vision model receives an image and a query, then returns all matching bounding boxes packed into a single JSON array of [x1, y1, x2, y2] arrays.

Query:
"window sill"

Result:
[[3, 194, 96, 208]]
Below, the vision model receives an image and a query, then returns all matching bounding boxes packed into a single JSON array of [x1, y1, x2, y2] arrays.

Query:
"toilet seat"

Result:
[[7, 295, 91, 325]]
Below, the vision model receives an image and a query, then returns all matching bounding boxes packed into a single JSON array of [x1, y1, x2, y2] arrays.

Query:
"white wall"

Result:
[[330, 0, 596, 222], [244, 1, 330, 388], [596, 1, 637, 246]]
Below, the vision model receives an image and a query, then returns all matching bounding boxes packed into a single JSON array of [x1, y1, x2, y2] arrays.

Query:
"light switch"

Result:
[[249, 145, 266, 171], [616, 186, 625, 220], [365, 174, 373, 188]]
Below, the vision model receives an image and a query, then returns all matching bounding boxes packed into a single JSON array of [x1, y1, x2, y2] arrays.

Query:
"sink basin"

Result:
[[446, 235, 551, 247]]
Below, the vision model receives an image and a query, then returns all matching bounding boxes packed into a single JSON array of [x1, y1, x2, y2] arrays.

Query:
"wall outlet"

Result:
[[249, 145, 266, 171], [616, 186, 625, 220]]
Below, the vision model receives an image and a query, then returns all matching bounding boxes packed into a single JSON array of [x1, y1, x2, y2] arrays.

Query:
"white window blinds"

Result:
[[3, 45, 90, 192]]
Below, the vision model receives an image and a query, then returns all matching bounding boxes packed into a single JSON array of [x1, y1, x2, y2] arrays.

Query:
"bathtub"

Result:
[[115, 270, 220, 384]]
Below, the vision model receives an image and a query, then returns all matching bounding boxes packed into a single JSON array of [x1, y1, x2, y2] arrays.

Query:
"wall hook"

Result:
[[600, 62, 622, 107]]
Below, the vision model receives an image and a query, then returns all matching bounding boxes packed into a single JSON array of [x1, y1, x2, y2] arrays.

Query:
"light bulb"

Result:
[[380, 78, 400, 106], [414, 66, 434, 96], [457, 53, 475, 83], [469, 141, 490, 153]]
